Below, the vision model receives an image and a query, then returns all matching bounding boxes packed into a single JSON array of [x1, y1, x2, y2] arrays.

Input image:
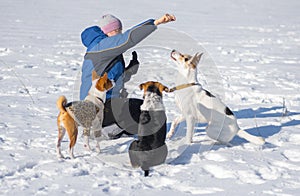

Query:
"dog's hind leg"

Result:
[[167, 115, 185, 139], [56, 125, 66, 159], [67, 126, 78, 159]]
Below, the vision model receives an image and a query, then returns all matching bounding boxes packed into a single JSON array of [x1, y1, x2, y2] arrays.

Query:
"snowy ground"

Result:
[[1, 0, 300, 195]]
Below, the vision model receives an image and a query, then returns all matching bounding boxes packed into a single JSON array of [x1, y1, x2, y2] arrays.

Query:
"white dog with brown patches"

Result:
[[167, 50, 265, 145]]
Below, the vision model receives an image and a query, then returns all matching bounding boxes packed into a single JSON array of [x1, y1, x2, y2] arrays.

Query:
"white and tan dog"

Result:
[[56, 71, 114, 159], [167, 50, 265, 145]]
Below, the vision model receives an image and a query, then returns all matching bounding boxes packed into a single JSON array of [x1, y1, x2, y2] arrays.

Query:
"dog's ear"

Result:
[[163, 87, 170, 92], [102, 72, 108, 80], [92, 70, 100, 81], [95, 72, 110, 91], [103, 72, 114, 90], [158, 83, 170, 93], [190, 52, 203, 68], [139, 83, 145, 90]]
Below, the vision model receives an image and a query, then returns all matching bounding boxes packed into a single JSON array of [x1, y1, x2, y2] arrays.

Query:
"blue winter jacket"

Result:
[[80, 19, 157, 100]]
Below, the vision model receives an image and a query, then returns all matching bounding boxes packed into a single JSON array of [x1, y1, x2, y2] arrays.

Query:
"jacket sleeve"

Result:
[[85, 19, 157, 75], [80, 59, 94, 100], [95, 19, 156, 56]]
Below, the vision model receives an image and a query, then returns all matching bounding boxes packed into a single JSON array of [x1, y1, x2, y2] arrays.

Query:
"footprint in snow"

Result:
[[0, 48, 11, 56]]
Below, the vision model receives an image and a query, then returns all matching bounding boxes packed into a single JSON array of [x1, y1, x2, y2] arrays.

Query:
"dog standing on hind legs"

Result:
[[167, 50, 265, 145], [56, 71, 114, 159]]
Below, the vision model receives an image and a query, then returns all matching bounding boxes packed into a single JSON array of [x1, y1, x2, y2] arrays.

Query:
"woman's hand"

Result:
[[154, 14, 176, 26]]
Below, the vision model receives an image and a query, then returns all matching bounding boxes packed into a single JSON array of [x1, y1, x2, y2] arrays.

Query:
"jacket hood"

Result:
[[81, 26, 107, 48]]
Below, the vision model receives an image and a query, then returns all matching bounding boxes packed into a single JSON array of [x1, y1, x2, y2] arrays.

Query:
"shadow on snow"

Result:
[[168, 105, 300, 165]]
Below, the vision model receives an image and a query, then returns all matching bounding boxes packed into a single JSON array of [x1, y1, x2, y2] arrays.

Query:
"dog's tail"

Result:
[[56, 96, 67, 113], [237, 129, 265, 145]]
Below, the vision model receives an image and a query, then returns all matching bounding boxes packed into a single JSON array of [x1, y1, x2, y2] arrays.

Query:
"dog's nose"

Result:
[[171, 49, 176, 53]]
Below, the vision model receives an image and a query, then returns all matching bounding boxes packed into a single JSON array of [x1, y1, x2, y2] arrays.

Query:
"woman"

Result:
[[80, 13, 176, 138]]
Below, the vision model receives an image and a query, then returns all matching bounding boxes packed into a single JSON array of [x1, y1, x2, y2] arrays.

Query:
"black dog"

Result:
[[129, 81, 169, 176]]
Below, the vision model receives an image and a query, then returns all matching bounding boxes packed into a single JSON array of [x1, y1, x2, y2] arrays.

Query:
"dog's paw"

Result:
[[95, 146, 101, 153], [166, 132, 173, 139], [57, 154, 65, 159], [186, 139, 193, 144]]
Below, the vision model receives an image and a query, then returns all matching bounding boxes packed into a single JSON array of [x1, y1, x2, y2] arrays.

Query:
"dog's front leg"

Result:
[[94, 129, 101, 153], [92, 115, 102, 153], [186, 117, 196, 143], [83, 129, 92, 151], [167, 115, 185, 139]]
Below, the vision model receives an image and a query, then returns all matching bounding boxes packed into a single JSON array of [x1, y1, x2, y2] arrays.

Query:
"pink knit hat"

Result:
[[99, 14, 122, 34]]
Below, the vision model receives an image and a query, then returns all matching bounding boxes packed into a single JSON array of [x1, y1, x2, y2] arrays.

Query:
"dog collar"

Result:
[[97, 97, 104, 104], [85, 95, 104, 108]]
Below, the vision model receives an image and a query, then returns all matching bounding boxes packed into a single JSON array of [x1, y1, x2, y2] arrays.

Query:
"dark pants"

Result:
[[103, 98, 143, 135]]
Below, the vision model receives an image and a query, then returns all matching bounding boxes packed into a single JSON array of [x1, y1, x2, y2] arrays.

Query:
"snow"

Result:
[[1, 0, 300, 195]]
